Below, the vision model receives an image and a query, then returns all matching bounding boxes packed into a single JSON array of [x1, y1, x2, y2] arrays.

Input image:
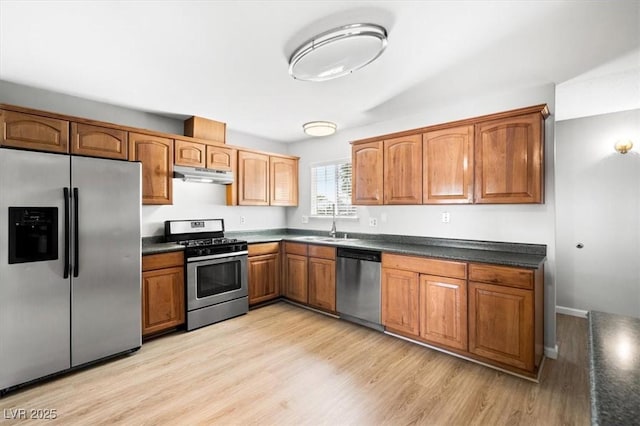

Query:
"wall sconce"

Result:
[[614, 139, 634, 154]]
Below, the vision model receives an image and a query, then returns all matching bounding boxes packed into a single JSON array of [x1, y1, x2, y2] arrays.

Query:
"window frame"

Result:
[[309, 158, 357, 219]]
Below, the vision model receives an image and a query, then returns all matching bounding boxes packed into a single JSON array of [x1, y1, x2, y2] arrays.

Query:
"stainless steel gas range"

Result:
[[165, 219, 248, 331]]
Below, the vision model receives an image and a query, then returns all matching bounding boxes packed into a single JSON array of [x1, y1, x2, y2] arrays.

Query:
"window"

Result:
[[311, 160, 357, 217]]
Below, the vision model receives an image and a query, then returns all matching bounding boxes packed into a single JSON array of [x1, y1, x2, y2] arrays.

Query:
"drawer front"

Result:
[[248, 242, 280, 256], [468, 263, 533, 289], [142, 251, 185, 272], [285, 242, 308, 256], [382, 253, 466, 279], [308, 244, 336, 260]]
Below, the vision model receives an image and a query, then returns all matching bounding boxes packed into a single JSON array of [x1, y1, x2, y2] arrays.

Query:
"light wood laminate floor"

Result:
[[0, 303, 589, 425]]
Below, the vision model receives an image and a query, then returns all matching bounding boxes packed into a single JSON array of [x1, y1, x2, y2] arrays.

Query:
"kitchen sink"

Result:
[[293, 235, 360, 243]]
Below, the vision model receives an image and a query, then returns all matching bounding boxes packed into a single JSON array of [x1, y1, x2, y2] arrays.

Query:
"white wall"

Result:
[[141, 130, 289, 236], [555, 109, 640, 318], [287, 83, 558, 350]]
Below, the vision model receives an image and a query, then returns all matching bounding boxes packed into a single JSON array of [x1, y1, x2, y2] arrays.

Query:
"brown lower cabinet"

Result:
[[382, 253, 543, 377], [248, 242, 280, 305], [141, 251, 185, 337], [284, 242, 336, 312]]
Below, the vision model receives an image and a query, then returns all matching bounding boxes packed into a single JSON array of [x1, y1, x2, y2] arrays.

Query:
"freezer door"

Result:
[[0, 149, 71, 390], [70, 156, 141, 367]]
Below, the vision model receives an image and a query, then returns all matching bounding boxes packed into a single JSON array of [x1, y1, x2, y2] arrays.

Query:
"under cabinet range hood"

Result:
[[173, 165, 234, 185]]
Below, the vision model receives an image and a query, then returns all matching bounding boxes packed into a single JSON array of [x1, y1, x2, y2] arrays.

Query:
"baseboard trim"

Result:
[[544, 344, 559, 359], [556, 306, 589, 318]]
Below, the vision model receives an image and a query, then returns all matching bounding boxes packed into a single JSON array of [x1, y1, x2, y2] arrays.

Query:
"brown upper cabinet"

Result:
[[351, 104, 548, 205], [384, 135, 423, 204], [474, 112, 544, 204], [71, 123, 128, 160], [1, 109, 69, 153], [238, 150, 270, 205], [422, 125, 473, 204], [352, 141, 383, 205], [183, 116, 226, 143], [174, 139, 206, 167], [207, 145, 235, 171], [270, 156, 298, 206], [129, 132, 173, 205]]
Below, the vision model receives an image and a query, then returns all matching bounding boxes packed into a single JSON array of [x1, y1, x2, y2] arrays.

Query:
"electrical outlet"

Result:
[[442, 212, 450, 223], [301, 215, 309, 224], [369, 217, 378, 227], [240, 216, 246, 225]]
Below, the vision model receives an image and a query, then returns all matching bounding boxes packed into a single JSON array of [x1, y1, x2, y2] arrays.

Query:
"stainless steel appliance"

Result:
[[336, 247, 383, 331], [165, 219, 248, 331], [0, 148, 141, 394], [173, 165, 233, 184]]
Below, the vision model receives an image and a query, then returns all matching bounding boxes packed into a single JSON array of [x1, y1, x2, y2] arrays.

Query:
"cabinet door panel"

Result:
[[71, 123, 128, 159], [384, 135, 422, 204], [285, 254, 308, 303], [382, 267, 419, 336], [129, 132, 173, 205], [352, 141, 383, 205], [468, 281, 534, 371], [1, 110, 69, 153], [419, 275, 467, 350], [248, 253, 280, 305], [308, 257, 336, 312], [142, 267, 185, 336], [207, 145, 235, 171], [175, 140, 205, 167], [474, 113, 543, 203], [270, 156, 298, 206], [423, 125, 473, 204], [238, 150, 269, 205]]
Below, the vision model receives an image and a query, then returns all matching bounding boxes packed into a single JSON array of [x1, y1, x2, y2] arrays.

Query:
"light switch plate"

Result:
[[301, 215, 309, 224]]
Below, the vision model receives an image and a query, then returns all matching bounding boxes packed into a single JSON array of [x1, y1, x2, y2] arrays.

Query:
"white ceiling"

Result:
[[1, 1, 638, 143]]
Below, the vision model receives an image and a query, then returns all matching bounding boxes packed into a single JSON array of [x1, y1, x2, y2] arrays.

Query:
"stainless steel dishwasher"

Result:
[[336, 247, 383, 331]]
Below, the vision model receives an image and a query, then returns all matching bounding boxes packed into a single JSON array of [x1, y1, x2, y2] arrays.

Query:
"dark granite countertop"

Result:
[[589, 311, 640, 426], [141, 229, 546, 268], [228, 229, 546, 269]]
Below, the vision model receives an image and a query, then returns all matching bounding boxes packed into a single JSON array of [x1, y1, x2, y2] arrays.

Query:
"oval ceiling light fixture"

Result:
[[289, 23, 388, 82], [303, 121, 337, 137]]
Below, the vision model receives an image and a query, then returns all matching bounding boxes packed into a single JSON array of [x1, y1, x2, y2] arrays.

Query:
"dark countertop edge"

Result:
[[588, 312, 600, 426], [141, 231, 546, 268]]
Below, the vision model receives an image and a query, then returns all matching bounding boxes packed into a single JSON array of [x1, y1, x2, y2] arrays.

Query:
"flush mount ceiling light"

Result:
[[303, 121, 337, 137], [289, 23, 388, 82]]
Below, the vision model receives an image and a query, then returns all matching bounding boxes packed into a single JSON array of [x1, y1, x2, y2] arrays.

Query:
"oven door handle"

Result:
[[186, 251, 248, 263]]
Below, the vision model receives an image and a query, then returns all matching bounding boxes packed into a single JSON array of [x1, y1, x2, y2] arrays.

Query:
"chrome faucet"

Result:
[[329, 203, 337, 238]]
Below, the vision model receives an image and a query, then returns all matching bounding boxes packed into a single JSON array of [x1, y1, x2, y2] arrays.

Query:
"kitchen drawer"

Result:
[[142, 251, 184, 272], [468, 263, 533, 289], [248, 242, 280, 256], [285, 242, 308, 256], [308, 244, 336, 260], [382, 253, 466, 279]]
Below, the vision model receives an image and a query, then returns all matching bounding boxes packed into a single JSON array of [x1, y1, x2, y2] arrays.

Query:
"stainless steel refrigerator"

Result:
[[0, 148, 141, 393]]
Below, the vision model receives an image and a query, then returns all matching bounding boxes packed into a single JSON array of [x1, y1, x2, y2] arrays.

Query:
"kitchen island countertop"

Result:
[[589, 311, 640, 426]]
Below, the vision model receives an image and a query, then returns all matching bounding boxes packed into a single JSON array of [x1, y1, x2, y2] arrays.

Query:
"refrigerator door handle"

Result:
[[63, 187, 70, 279], [73, 187, 79, 278]]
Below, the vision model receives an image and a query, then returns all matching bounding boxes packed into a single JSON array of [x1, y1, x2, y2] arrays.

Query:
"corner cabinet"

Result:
[[248, 242, 280, 305], [129, 132, 173, 205], [474, 112, 545, 204], [0, 109, 69, 153], [235, 150, 298, 207], [141, 251, 185, 337], [283, 242, 336, 312], [352, 141, 383, 205]]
